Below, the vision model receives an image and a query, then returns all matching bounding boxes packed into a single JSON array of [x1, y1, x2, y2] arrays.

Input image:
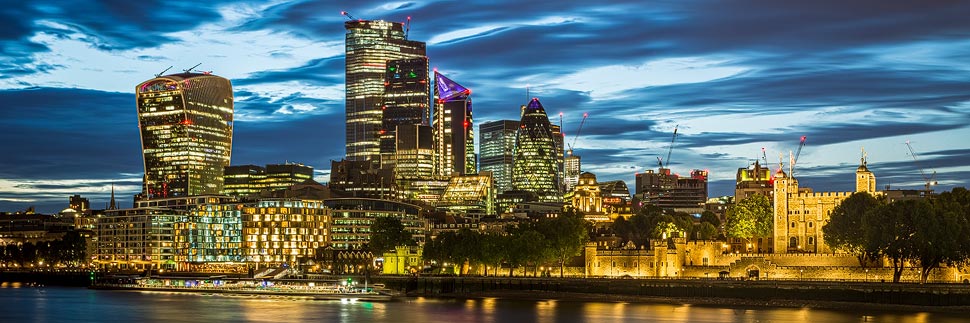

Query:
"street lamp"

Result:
[[799, 269, 803, 280], [865, 269, 869, 282]]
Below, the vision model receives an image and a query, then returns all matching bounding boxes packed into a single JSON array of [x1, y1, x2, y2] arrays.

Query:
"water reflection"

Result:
[[0, 287, 967, 323]]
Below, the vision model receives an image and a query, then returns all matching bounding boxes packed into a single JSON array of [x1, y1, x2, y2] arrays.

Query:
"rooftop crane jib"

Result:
[[658, 125, 678, 169], [155, 66, 172, 78], [790, 135, 807, 178], [567, 113, 589, 155], [905, 140, 938, 192], [183, 63, 202, 74], [340, 11, 358, 21]]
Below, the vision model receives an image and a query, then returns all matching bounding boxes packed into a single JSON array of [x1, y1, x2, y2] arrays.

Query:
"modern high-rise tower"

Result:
[[433, 71, 475, 177], [345, 20, 426, 161], [479, 120, 520, 194], [512, 98, 562, 203], [136, 72, 234, 198], [380, 57, 431, 168]]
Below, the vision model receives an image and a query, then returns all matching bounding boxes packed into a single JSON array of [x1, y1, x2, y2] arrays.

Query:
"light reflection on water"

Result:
[[0, 286, 965, 323]]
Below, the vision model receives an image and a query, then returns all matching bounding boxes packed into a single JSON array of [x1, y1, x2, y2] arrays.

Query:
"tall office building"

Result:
[[380, 57, 431, 166], [479, 120, 520, 194], [551, 125, 564, 190], [564, 154, 581, 191], [433, 71, 475, 177], [512, 98, 562, 203], [345, 20, 426, 161], [136, 72, 233, 198], [223, 163, 314, 197]]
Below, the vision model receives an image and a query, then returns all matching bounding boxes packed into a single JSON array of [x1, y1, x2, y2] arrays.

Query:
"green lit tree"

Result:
[[725, 194, 772, 246]]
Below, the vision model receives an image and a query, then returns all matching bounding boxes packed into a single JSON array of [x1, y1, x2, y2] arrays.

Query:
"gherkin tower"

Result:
[[512, 98, 562, 202]]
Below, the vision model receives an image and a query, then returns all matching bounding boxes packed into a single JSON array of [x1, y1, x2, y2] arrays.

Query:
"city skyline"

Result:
[[1, 1, 969, 213]]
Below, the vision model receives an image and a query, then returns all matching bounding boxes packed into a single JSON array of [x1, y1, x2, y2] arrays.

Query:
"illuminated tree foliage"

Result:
[[725, 194, 772, 240]]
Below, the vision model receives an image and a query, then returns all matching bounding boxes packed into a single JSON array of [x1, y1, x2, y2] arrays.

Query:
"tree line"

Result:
[[824, 188, 970, 283], [0, 231, 87, 268], [420, 211, 589, 277], [609, 205, 720, 248]]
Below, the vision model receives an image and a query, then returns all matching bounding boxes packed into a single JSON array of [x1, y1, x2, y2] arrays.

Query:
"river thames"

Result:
[[0, 284, 966, 322]]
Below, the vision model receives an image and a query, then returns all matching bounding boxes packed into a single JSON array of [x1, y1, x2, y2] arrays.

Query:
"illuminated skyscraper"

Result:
[[381, 57, 431, 167], [433, 71, 475, 177], [345, 20, 426, 161], [512, 98, 562, 203], [223, 163, 314, 197], [136, 72, 233, 198], [479, 120, 519, 194]]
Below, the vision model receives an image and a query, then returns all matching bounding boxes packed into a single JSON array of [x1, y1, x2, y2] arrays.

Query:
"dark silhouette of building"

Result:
[[634, 168, 709, 213]]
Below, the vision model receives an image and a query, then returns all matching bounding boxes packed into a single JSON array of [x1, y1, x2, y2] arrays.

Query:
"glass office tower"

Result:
[[479, 120, 520, 194], [512, 98, 562, 203], [136, 72, 233, 198], [345, 20, 426, 161], [432, 71, 475, 177]]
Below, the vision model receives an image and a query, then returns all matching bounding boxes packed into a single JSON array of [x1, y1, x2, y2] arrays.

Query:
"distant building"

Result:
[[735, 160, 773, 201], [380, 57, 431, 168], [438, 172, 495, 217], [241, 198, 330, 267], [599, 180, 632, 215], [97, 195, 238, 270], [570, 172, 604, 220], [0, 212, 74, 245], [512, 98, 562, 203], [344, 19, 426, 161], [391, 124, 438, 201], [772, 155, 877, 254], [136, 72, 233, 198], [382, 246, 423, 275], [328, 159, 396, 199], [551, 124, 564, 191], [634, 168, 709, 213], [563, 154, 581, 191], [323, 198, 426, 250], [479, 120, 520, 194], [69, 195, 90, 212], [223, 163, 314, 197], [432, 71, 475, 177]]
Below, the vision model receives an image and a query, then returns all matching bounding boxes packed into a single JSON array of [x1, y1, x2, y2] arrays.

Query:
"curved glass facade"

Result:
[[136, 73, 233, 198], [512, 98, 562, 203]]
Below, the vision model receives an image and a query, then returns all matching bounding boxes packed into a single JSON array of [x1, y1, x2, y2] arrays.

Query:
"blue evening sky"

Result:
[[1, 1, 969, 213]]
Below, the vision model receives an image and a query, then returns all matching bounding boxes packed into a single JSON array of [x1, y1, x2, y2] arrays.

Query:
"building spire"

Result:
[[109, 183, 117, 210]]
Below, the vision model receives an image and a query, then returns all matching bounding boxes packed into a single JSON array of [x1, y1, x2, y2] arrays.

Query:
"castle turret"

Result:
[[855, 149, 876, 193]]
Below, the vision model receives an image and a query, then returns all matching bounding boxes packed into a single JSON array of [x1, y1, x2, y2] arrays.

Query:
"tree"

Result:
[[538, 212, 589, 277], [699, 210, 721, 228], [865, 201, 917, 283], [822, 192, 883, 266], [690, 223, 718, 240], [505, 228, 546, 277], [477, 233, 506, 276], [368, 217, 415, 255], [725, 194, 772, 244]]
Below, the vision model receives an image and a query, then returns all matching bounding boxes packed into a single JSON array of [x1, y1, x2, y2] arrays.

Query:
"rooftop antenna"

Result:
[[183, 63, 202, 73], [155, 66, 172, 78]]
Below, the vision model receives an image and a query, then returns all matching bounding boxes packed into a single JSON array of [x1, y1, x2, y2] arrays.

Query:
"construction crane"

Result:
[[405, 16, 412, 40], [905, 140, 938, 192], [566, 112, 589, 156], [154, 66, 172, 78], [340, 11, 357, 20], [182, 63, 202, 73], [790, 135, 807, 178], [658, 125, 679, 169]]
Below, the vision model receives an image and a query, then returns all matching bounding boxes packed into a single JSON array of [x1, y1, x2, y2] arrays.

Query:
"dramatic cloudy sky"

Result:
[[1, 1, 969, 213]]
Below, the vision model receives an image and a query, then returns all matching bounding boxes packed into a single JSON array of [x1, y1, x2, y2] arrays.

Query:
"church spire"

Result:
[[109, 183, 117, 210]]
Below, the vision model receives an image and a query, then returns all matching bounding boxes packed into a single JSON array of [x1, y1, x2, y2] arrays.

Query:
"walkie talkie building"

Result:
[[136, 72, 233, 198]]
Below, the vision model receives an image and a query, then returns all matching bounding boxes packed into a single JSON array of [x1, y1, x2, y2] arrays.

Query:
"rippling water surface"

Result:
[[0, 284, 964, 322]]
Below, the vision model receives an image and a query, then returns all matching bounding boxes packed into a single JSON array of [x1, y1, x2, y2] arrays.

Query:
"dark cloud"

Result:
[[3, 0, 970, 213]]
